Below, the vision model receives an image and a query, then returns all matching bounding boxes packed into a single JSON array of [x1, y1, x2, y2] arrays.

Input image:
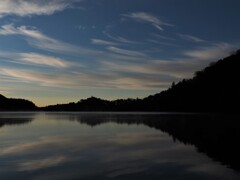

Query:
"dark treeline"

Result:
[[0, 94, 37, 111], [51, 113, 240, 170], [1, 49, 240, 112], [42, 97, 146, 111], [43, 50, 240, 112]]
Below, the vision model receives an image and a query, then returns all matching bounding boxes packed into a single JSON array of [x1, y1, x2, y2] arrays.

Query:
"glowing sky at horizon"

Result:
[[0, 0, 240, 106]]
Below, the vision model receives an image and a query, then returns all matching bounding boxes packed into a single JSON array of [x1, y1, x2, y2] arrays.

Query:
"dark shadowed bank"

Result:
[[41, 50, 240, 112], [0, 50, 240, 112], [0, 94, 37, 111]]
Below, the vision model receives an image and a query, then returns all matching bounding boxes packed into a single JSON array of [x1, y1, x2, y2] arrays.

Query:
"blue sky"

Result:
[[0, 0, 240, 106]]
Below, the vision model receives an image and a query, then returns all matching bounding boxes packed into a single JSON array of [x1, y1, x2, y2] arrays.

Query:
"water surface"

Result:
[[0, 112, 239, 180]]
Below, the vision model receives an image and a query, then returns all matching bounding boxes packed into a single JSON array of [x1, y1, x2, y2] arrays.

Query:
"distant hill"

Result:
[[0, 95, 37, 111], [43, 50, 240, 112], [1, 50, 240, 112], [43, 96, 144, 111], [144, 50, 240, 112]]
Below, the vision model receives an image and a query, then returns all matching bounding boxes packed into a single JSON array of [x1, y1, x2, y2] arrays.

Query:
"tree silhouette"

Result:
[[0, 95, 37, 111], [1, 49, 240, 112]]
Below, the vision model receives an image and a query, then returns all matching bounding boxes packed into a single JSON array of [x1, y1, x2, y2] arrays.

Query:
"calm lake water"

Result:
[[0, 112, 239, 180]]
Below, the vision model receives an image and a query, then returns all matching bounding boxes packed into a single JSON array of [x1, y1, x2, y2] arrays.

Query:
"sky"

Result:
[[0, 0, 240, 106]]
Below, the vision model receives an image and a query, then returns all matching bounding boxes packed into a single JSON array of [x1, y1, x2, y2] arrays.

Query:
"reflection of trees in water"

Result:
[[63, 113, 240, 171], [76, 114, 147, 127], [0, 116, 33, 128]]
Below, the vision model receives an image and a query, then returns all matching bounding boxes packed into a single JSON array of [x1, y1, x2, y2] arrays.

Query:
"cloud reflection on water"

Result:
[[0, 113, 239, 180]]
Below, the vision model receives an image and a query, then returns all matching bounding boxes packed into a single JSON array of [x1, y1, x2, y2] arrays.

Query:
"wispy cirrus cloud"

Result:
[[184, 43, 236, 60], [102, 43, 238, 86], [102, 59, 199, 80], [114, 36, 139, 44], [178, 33, 206, 43], [150, 33, 175, 41], [122, 12, 173, 31], [0, 22, 237, 95], [0, 68, 72, 87], [91, 38, 118, 46], [0, 51, 71, 68], [19, 53, 70, 68], [107, 46, 146, 57], [0, 42, 236, 93], [0, 0, 80, 18], [18, 156, 67, 171], [0, 67, 115, 89], [148, 39, 182, 48], [0, 24, 101, 55], [103, 31, 141, 44], [0, 64, 170, 91]]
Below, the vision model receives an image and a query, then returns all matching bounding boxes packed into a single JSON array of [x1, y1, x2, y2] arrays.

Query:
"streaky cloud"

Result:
[[184, 43, 237, 60], [0, 24, 102, 56], [107, 46, 146, 57], [91, 38, 118, 46], [178, 33, 206, 43], [18, 156, 67, 171], [101, 59, 198, 80], [19, 53, 70, 68], [0, 51, 71, 68], [103, 31, 141, 44], [148, 39, 182, 48], [150, 33, 176, 41], [0, 0, 81, 18], [122, 12, 173, 31]]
